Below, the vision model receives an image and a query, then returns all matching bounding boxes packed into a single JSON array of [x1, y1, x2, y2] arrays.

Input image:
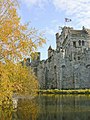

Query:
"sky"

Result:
[[18, 0, 90, 60]]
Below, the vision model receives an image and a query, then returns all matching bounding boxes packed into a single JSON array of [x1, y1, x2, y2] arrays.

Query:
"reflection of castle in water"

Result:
[[37, 95, 90, 120], [27, 26, 90, 89]]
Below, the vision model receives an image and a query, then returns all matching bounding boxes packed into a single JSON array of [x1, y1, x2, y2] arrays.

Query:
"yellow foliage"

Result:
[[0, 0, 46, 62], [0, 61, 38, 104], [0, 0, 45, 106]]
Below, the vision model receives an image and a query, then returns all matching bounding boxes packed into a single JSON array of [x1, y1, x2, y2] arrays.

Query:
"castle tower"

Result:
[[30, 52, 41, 76], [30, 26, 90, 90], [48, 46, 53, 58], [56, 33, 60, 49]]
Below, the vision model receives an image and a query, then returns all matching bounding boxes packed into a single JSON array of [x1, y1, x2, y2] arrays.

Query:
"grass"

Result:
[[38, 89, 90, 94]]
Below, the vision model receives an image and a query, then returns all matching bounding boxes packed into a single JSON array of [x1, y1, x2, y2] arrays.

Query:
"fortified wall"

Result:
[[27, 26, 90, 89]]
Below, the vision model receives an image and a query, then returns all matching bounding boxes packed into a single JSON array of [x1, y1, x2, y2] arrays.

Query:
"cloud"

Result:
[[20, 0, 90, 27], [21, 0, 47, 8], [44, 19, 61, 36], [52, 0, 90, 27], [45, 27, 55, 36]]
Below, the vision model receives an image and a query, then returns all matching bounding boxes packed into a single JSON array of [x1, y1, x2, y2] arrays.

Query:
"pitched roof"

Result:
[[48, 45, 52, 50]]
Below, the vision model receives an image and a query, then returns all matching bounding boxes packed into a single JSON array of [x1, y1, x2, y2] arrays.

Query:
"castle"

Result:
[[28, 26, 90, 89]]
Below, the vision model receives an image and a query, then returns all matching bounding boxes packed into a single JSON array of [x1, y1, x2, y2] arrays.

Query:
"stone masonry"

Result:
[[28, 26, 90, 89]]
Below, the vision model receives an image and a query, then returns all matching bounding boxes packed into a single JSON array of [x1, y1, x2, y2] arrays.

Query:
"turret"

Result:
[[48, 46, 53, 58], [31, 52, 40, 67], [56, 33, 60, 49]]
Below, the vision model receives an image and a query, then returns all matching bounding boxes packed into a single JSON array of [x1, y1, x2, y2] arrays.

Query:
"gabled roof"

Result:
[[48, 45, 52, 50]]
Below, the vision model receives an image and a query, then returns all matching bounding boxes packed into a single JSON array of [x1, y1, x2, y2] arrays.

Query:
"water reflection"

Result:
[[1, 95, 90, 120], [37, 95, 90, 120], [17, 98, 39, 120]]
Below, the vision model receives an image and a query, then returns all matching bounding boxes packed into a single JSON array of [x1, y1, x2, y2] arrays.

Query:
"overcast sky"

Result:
[[18, 0, 90, 60]]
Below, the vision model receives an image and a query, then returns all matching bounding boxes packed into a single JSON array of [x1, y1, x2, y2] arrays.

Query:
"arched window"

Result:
[[78, 40, 81, 46], [73, 41, 76, 47], [82, 41, 85, 46], [62, 65, 65, 68]]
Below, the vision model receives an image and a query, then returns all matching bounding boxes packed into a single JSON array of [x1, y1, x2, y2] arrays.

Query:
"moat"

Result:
[[1, 95, 90, 120]]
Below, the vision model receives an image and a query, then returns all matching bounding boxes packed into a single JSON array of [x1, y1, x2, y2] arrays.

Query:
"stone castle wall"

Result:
[[30, 26, 90, 89]]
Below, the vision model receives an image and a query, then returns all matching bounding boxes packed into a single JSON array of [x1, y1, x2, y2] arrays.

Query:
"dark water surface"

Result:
[[1, 95, 90, 120]]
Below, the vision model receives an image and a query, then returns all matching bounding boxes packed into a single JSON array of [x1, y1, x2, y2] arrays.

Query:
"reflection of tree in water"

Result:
[[17, 98, 39, 120], [0, 98, 39, 120]]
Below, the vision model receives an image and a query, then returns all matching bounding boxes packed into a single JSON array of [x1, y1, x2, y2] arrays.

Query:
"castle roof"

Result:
[[70, 26, 90, 36], [70, 29, 89, 37], [48, 45, 52, 50], [70, 30, 82, 35]]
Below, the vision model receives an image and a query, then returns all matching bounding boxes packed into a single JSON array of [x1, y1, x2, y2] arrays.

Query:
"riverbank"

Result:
[[38, 89, 90, 94]]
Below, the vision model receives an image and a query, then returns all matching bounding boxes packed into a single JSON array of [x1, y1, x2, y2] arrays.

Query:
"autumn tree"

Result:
[[0, 0, 45, 62], [0, 0, 45, 105]]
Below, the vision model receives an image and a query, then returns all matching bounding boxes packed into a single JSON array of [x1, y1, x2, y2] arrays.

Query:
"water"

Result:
[[1, 95, 90, 120]]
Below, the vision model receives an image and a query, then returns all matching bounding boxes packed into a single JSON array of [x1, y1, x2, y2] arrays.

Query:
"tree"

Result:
[[0, 0, 45, 105], [0, 61, 38, 103], [0, 0, 45, 62]]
